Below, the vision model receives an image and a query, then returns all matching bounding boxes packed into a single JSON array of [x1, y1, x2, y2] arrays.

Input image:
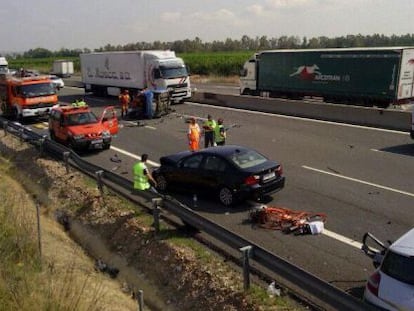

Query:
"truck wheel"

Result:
[[12, 107, 21, 121]]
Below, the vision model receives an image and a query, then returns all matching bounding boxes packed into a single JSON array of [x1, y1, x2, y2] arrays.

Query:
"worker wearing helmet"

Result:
[[214, 118, 226, 146], [118, 89, 130, 119]]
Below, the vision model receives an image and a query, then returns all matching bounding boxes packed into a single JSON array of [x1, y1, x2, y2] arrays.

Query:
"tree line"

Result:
[[6, 33, 414, 59]]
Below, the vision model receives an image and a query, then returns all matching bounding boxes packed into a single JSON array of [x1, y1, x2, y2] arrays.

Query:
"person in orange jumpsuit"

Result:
[[187, 117, 201, 152], [118, 89, 130, 119]]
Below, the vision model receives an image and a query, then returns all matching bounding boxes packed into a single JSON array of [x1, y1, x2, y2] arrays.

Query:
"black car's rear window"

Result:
[[381, 251, 414, 284], [229, 149, 267, 169]]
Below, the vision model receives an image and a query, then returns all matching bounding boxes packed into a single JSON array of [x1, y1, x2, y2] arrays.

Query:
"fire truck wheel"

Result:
[[12, 107, 21, 121]]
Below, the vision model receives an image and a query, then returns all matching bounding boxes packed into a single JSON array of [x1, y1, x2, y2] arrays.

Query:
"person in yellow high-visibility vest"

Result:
[[133, 154, 157, 191], [203, 114, 216, 148]]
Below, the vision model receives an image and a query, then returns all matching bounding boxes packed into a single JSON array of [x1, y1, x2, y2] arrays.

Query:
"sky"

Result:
[[1, 0, 413, 52]]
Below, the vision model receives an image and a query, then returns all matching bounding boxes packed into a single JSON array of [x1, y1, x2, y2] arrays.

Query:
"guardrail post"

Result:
[[36, 202, 42, 269], [63, 151, 70, 173], [239, 245, 253, 291], [152, 198, 163, 235], [19, 128, 24, 144], [137, 289, 144, 311], [95, 170, 104, 197], [39, 135, 47, 156], [3, 121, 7, 136]]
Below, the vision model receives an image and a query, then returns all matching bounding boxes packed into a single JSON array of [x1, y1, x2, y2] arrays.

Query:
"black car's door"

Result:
[[175, 154, 204, 192], [197, 155, 231, 192]]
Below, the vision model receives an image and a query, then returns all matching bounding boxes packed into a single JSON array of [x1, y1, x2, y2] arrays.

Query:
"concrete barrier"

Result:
[[191, 92, 411, 132]]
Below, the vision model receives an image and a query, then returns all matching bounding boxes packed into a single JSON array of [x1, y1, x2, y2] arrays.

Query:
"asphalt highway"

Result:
[[31, 85, 414, 300]]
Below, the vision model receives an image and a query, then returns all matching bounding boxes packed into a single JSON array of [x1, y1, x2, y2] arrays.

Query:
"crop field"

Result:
[[8, 51, 253, 77]]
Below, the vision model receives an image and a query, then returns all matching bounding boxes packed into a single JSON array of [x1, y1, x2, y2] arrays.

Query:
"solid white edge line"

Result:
[[302, 165, 414, 198], [323, 229, 364, 250], [110, 146, 160, 167]]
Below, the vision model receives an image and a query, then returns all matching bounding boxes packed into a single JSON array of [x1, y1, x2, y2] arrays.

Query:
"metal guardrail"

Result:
[[0, 117, 375, 311]]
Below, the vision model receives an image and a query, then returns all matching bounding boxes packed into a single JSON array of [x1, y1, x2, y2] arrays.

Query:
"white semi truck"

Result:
[[52, 60, 74, 77], [80, 50, 191, 104], [0, 57, 9, 74]]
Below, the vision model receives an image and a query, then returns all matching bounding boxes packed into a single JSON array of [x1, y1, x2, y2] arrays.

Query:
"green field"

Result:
[[8, 51, 253, 76]]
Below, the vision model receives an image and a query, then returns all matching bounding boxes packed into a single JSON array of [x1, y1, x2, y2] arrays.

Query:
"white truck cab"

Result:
[[239, 53, 258, 95], [0, 57, 9, 74]]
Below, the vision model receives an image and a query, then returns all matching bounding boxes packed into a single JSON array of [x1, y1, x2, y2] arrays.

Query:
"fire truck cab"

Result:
[[48, 103, 118, 151], [0, 75, 58, 120]]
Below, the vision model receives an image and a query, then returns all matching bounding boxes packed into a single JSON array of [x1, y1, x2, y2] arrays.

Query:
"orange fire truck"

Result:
[[0, 74, 58, 120]]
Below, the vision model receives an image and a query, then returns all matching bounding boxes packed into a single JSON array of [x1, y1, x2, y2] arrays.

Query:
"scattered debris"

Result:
[[94, 258, 119, 278], [267, 281, 281, 297], [55, 209, 71, 231], [110, 154, 122, 163], [249, 205, 327, 235]]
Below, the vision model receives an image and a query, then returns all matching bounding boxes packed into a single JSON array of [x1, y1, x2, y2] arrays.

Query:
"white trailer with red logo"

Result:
[[80, 51, 191, 104]]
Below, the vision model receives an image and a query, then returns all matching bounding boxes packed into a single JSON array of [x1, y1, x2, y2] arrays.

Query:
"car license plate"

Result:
[[262, 172, 275, 182], [92, 139, 103, 144], [91, 139, 103, 148]]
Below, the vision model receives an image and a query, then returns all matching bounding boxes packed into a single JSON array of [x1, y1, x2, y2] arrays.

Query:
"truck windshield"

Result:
[[18, 83, 56, 98], [159, 66, 188, 79], [65, 112, 98, 126]]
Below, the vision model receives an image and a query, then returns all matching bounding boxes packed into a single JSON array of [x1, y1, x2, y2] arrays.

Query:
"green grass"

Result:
[[8, 51, 253, 77]]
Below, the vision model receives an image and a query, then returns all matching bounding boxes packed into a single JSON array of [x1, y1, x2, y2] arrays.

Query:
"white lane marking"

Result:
[[187, 102, 408, 135], [370, 149, 381, 152], [302, 165, 414, 198], [110, 146, 160, 167], [145, 126, 156, 130], [323, 229, 363, 249]]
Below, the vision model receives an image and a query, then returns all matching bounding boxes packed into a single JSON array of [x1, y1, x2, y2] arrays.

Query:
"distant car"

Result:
[[49, 75, 64, 89], [153, 145, 285, 206], [362, 228, 414, 310]]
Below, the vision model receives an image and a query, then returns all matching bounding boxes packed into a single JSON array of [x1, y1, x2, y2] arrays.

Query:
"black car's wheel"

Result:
[[218, 186, 235, 207], [155, 174, 168, 192]]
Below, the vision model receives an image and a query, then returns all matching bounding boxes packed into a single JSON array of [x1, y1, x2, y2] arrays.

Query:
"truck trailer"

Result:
[[240, 47, 414, 107], [80, 50, 192, 104], [52, 60, 74, 77]]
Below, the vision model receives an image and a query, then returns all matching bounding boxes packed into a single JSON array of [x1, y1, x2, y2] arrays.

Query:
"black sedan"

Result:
[[153, 145, 285, 206]]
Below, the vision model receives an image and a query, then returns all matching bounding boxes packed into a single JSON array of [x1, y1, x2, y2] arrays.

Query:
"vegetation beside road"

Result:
[[0, 157, 137, 311]]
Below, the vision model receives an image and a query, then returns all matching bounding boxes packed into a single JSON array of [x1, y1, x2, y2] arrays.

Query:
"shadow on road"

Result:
[[379, 143, 414, 157]]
